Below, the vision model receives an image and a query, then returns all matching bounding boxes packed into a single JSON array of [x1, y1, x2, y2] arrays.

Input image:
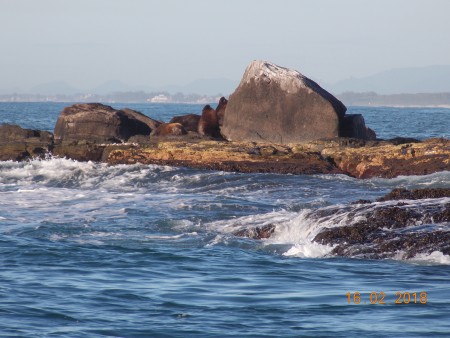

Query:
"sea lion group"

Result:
[[155, 96, 228, 138]]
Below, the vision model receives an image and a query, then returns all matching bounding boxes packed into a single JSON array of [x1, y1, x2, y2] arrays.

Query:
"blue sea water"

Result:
[[1, 103, 450, 337]]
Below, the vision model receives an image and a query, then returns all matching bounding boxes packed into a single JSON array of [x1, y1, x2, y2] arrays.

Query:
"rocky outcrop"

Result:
[[1, 100, 449, 179], [169, 114, 201, 133], [377, 188, 450, 201], [105, 139, 342, 175], [313, 188, 450, 259], [228, 188, 450, 260], [319, 137, 450, 178], [221, 61, 347, 144], [0, 124, 53, 161], [82, 136, 450, 178], [54, 103, 161, 144]]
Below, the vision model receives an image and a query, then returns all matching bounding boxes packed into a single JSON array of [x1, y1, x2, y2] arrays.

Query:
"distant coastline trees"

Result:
[[337, 92, 450, 107]]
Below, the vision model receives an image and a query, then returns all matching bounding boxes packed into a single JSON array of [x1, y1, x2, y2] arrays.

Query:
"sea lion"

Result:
[[198, 105, 221, 138], [170, 114, 201, 133], [151, 123, 187, 137], [216, 97, 228, 127]]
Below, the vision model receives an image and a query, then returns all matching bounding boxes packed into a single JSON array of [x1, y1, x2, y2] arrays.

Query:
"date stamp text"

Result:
[[346, 292, 428, 305]]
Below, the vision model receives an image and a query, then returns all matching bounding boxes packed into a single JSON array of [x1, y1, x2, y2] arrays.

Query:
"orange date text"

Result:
[[346, 292, 428, 305]]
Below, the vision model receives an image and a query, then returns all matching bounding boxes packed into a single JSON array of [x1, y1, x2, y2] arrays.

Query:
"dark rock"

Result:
[[377, 188, 450, 201], [151, 123, 187, 137], [351, 199, 372, 205], [52, 142, 106, 162], [340, 114, 377, 140], [221, 60, 347, 144], [169, 114, 201, 133], [216, 96, 228, 127], [388, 137, 421, 145], [233, 224, 276, 239], [119, 108, 162, 131], [198, 105, 221, 138], [127, 134, 153, 145], [54, 103, 161, 144], [313, 190, 450, 259], [0, 124, 53, 161]]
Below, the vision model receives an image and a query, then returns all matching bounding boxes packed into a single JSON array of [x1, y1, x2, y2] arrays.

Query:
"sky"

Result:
[[1, 0, 450, 92]]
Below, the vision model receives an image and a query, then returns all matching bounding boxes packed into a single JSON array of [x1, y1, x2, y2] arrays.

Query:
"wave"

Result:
[[205, 196, 450, 265]]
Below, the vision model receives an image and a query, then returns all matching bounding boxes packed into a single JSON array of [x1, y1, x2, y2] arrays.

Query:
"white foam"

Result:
[[145, 232, 198, 240], [410, 251, 450, 265], [283, 242, 335, 258], [203, 209, 339, 258], [369, 170, 450, 188]]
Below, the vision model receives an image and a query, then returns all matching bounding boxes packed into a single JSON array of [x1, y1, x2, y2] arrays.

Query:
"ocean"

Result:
[[1, 102, 450, 337]]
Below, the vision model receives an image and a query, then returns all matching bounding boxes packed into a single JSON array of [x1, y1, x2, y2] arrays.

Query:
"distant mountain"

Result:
[[329, 65, 450, 95], [91, 80, 142, 95], [30, 81, 81, 95], [162, 78, 238, 96], [18, 78, 238, 96]]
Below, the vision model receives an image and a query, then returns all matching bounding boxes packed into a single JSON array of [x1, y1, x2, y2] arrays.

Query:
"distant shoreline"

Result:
[[337, 92, 450, 108], [1, 101, 450, 109], [2, 91, 450, 109]]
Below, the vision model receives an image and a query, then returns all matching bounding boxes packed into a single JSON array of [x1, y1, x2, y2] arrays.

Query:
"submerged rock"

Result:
[[229, 188, 450, 261], [221, 60, 347, 144], [313, 188, 450, 259], [233, 224, 276, 239], [377, 188, 450, 201]]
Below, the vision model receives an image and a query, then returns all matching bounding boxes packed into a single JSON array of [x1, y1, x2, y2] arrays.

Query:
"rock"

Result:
[[0, 124, 53, 161], [320, 137, 450, 178], [216, 97, 228, 127], [169, 114, 201, 133], [106, 139, 342, 175], [313, 191, 450, 259], [52, 142, 106, 162], [340, 114, 377, 140], [388, 137, 421, 145], [151, 123, 187, 137], [198, 105, 221, 138], [104, 136, 450, 178], [377, 188, 450, 202], [54, 103, 161, 144], [119, 108, 162, 131], [221, 60, 347, 144], [233, 224, 276, 239]]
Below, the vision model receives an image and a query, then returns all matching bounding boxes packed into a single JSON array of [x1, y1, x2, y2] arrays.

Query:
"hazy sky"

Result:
[[1, 0, 450, 91]]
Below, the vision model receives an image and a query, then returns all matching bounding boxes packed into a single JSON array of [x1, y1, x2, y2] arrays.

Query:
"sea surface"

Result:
[[1, 103, 450, 337]]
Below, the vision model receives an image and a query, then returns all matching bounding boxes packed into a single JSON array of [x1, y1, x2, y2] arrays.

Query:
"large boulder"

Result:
[[221, 61, 347, 144], [54, 103, 161, 144]]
